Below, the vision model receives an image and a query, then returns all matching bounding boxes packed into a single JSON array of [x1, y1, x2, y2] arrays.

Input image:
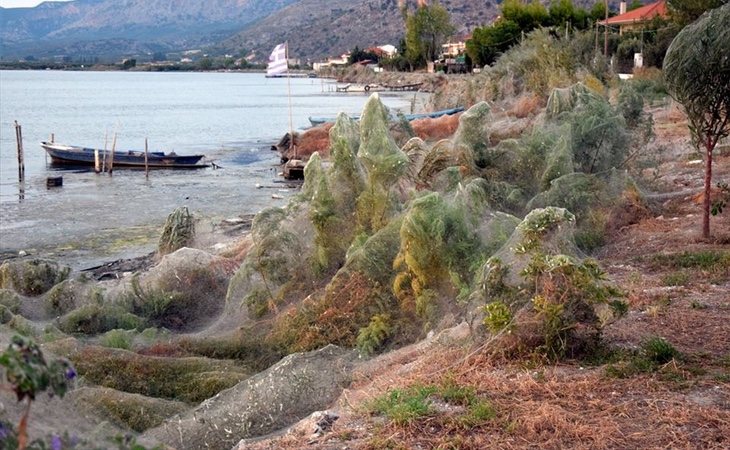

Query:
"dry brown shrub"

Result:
[[411, 113, 461, 141], [281, 123, 334, 162], [267, 272, 388, 352], [632, 66, 663, 82], [605, 189, 653, 235], [509, 94, 541, 118]]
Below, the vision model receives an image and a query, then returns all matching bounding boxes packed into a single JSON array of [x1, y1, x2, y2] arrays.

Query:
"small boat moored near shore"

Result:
[[308, 106, 464, 127], [41, 142, 209, 169]]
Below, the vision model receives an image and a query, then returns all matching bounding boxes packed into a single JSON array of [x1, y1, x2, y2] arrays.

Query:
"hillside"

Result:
[[0, 0, 298, 59], [1, 0, 620, 61], [217, 0, 502, 62]]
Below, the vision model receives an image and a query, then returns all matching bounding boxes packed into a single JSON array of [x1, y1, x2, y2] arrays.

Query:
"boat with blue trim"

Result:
[[41, 142, 208, 169]]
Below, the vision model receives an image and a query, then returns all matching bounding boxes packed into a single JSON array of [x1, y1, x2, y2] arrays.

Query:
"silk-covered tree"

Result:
[[663, 3, 730, 238]]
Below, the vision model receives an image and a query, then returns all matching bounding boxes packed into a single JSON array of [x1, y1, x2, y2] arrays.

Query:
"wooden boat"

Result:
[[41, 142, 209, 169], [308, 106, 464, 127]]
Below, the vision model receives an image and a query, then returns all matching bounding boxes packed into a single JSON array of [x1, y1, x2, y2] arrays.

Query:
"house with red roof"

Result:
[[599, 0, 669, 34]]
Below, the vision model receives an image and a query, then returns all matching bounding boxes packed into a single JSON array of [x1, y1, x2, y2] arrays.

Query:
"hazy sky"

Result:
[[0, 0, 72, 8]]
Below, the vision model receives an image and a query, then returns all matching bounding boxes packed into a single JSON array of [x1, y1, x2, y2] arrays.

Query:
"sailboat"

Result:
[[265, 43, 304, 179]]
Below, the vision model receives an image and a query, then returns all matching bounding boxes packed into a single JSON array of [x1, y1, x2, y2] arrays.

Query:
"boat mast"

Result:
[[285, 41, 296, 159]]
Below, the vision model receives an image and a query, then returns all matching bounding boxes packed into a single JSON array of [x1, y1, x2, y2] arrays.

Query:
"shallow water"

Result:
[[0, 71, 419, 268]]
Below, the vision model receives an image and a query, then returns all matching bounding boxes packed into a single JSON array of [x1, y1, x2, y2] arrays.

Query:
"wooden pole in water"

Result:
[[94, 148, 100, 173], [14, 121, 25, 183], [144, 138, 149, 179], [102, 132, 108, 172], [109, 133, 116, 176]]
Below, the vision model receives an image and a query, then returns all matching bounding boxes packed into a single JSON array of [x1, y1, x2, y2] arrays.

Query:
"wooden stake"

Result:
[[102, 132, 108, 172], [14, 121, 25, 182], [94, 148, 100, 173], [109, 133, 116, 175], [144, 138, 149, 179]]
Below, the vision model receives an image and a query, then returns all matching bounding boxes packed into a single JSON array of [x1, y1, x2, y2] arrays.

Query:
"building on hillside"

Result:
[[312, 53, 350, 72], [438, 35, 470, 73], [441, 39, 467, 58], [378, 44, 398, 57], [598, 0, 669, 35]]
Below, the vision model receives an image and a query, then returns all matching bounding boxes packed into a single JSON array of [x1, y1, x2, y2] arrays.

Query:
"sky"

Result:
[[0, 0, 72, 8]]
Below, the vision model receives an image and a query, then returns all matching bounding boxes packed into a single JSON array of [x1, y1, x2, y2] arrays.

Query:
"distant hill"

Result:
[[217, 0, 502, 62], [0, 0, 299, 59], [0, 0, 617, 62]]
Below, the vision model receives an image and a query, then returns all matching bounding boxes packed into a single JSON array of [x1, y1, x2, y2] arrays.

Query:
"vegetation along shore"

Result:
[[1, 1, 729, 449]]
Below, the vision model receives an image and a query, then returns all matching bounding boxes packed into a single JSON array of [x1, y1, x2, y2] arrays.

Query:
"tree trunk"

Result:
[[703, 140, 713, 239]]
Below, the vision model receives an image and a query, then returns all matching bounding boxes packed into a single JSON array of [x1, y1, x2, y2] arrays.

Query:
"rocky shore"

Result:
[[2, 53, 728, 450]]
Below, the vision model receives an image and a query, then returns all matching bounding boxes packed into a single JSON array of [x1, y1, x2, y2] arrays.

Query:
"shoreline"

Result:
[[0, 69, 432, 273]]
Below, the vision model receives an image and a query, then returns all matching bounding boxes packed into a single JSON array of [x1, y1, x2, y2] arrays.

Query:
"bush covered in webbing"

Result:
[[470, 207, 625, 359], [226, 206, 314, 318], [267, 219, 406, 354], [546, 82, 631, 174], [393, 179, 516, 325], [488, 29, 577, 99], [356, 94, 410, 234], [451, 102, 492, 170], [545, 82, 596, 119]]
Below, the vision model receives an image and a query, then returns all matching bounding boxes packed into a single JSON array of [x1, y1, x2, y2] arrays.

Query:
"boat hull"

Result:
[[308, 107, 464, 127], [41, 142, 208, 169]]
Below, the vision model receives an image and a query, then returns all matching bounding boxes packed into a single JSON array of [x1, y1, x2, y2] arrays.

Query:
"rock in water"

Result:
[[158, 206, 195, 255], [141, 345, 356, 449]]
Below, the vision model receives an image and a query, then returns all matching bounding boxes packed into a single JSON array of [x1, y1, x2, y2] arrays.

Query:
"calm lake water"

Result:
[[0, 70, 418, 268]]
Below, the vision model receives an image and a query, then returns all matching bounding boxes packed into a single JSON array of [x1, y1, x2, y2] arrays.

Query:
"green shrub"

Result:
[[100, 329, 134, 350], [357, 314, 393, 356], [605, 336, 679, 378], [648, 250, 730, 271], [483, 301, 513, 333], [58, 304, 145, 335], [0, 289, 21, 313], [641, 337, 679, 365], [369, 385, 437, 425]]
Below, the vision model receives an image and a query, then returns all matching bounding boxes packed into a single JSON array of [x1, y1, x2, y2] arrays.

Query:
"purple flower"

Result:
[[0, 422, 9, 440], [65, 366, 76, 380], [51, 434, 62, 450]]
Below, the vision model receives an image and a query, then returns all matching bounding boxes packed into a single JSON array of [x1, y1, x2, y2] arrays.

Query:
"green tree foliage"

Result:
[[1, 335, 76, 448], [404, 1, 455, 68], [549, 0, 588, 28], [664, 3, 730, 238], [348, 46, 380, 64], [628, 0, 644, 11], [668, 0, 729, 25], [467, 0, 596, 67], [503, 0, 549, 29], [466, 19, 522, 67], [197, 57, 213, 71], [589, 1, 607, 21]]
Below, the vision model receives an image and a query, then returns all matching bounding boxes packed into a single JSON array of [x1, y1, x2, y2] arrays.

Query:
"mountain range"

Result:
[[0, 0, 299, 59], [0, 0, 604, 62]]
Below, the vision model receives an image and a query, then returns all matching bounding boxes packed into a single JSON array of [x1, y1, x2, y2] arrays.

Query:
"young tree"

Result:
[[404, 1, 454, 69], [663, 3, 730, 238]]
